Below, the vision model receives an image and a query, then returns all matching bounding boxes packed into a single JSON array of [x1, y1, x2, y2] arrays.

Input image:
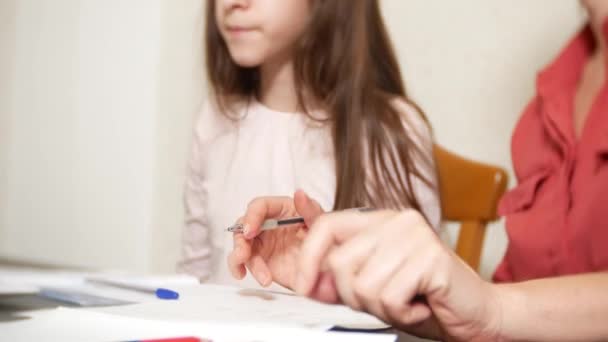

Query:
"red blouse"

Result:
[[494, 19, 608, 282]]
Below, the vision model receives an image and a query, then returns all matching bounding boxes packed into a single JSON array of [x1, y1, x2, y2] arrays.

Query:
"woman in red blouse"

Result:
[[495, 0, 608, 282]]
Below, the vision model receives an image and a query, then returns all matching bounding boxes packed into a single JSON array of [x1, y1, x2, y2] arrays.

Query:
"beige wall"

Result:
[[0, 0, 203, 271], [0, 1, 585, 277], [0, 0, 17, 249], [149, 0, 206, 272], [0, 0, 162, 270]]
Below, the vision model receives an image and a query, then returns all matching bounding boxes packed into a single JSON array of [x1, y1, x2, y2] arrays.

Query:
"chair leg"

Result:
[[455, 221, 487, 271]]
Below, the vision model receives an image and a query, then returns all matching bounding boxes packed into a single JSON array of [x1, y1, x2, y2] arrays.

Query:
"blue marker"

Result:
[[86, 278, 179, 300]]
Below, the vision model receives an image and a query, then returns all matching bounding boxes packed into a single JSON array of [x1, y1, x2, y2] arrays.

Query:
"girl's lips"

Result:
[[226, 26, 256, 35]]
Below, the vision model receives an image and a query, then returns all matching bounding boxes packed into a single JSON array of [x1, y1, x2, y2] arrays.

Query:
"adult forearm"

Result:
[[495, 272, 608, 341]]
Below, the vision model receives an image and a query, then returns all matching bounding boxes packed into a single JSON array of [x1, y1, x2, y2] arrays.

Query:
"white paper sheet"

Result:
[[0, 267, 199, 303], [91, 284, 389, 330], [0, 267, 198, 290], [0, 282, 38, 296], [2, 307, 396, 342]]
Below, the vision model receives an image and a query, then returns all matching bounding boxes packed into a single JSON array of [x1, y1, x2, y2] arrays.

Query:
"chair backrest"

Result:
[[433, 145, 509, 271]]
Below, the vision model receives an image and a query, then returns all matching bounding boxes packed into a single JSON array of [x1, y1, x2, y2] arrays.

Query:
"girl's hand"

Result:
[[227, 190, 339, 302], [295, 209, 502, 341]]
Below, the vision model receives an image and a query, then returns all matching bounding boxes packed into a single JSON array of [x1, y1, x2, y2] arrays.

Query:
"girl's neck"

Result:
[[259, 53, 299, 113]]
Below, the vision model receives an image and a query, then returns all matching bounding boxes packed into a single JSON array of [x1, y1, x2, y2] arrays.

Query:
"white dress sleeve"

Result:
[[177, 103, 217, 281]]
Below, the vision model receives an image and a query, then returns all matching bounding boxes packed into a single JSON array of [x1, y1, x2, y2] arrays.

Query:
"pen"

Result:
[[86, 277, 179, 300], [226, 207, 374, 233]]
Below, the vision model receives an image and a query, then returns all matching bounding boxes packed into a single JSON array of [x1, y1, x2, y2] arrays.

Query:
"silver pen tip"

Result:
[[226, 223, 244, 233]]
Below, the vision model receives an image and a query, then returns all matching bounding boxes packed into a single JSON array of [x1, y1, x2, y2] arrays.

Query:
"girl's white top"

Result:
[[178, 99, 441, 288]]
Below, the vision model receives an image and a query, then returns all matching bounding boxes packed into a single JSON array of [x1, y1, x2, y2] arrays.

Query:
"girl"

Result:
[[179, 0, 441, 286]]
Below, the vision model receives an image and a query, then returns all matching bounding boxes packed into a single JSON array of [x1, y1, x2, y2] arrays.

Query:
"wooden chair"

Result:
[[433, 145, 509, 271]]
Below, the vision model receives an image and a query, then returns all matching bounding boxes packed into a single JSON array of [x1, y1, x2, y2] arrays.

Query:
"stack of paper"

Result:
[[92, 284, 389, 330], [1, 272, 397, 341]]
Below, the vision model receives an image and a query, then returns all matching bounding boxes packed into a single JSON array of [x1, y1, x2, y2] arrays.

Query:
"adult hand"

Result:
[[295, 209, 502, 341]]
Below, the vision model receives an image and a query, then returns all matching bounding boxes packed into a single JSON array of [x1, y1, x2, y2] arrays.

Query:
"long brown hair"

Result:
[[205, 0, 435, 214]]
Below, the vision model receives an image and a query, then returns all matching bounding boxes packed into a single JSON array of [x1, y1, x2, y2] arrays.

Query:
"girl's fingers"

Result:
[[243, 196, 295, 239], [246, 254, 272, 287], [228, 233, 251, 279]]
